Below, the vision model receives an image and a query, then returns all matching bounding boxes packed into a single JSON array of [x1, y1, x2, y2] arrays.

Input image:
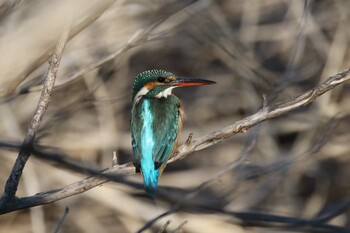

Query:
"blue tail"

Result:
[[141, 159, 160, 195]]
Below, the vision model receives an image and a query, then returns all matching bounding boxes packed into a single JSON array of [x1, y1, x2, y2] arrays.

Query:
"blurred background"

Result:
[[1, 0, 350, 232]]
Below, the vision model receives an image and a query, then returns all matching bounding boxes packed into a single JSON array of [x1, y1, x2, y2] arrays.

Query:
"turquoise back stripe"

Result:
[[140, 99, 160, 193]]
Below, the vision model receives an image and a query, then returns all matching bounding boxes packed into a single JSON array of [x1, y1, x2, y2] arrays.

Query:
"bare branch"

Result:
[[0, 163, 135, 214], [112, 151, 119, 166], [17, 0, 197, 94], [173, 221, 187, 233], [169, 67, 350, 162], [0, 25, 70, 203], [0, 67, 349, 214], [53, 207, 69, 233], [1, 1, 114, 97], [158, 220, 172, 233]]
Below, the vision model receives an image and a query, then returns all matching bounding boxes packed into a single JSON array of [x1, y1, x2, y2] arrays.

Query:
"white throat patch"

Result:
[[134, 86, 176, 106], [134, 86, 149, 105], [155, 87, 176, 99]]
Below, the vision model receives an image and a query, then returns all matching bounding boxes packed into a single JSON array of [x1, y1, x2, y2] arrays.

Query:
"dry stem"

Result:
[[0, 67, 349, 214], [0, 26, 70, 204]]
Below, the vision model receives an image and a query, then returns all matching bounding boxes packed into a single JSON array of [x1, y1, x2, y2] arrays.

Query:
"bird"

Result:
[[130, 69, 215, 194]]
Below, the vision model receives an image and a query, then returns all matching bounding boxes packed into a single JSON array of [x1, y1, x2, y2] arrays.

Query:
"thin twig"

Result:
[[173, 221, 187, 233], [158, 220, 172, 233], [0, 25, 70, 203], [17, 0, 198, 95], [2, 1, 114, 97], [53, 207, 69, 233], [185, 133, 193, 145], [137, 209, 176, 233], [112, 151, 119, 166]]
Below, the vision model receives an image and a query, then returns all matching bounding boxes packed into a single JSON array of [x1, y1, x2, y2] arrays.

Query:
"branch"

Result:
[[169, 67, 350, 162], [0, 162, 136, 214], [0, 67, 350, 214], [137, 206, 350, 233], [0, 1, 114, 97], [0, 26, 70, 203], [17, 0, 198, 94], [53, 207, 69, 233], [137, 116, 342, 232]]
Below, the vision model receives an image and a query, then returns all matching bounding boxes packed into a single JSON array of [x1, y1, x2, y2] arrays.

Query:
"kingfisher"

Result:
[[130, 69, 215, 194]]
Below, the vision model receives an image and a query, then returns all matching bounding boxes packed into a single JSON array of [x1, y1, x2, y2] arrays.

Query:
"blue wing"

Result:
[[131, 96, 180, 193]]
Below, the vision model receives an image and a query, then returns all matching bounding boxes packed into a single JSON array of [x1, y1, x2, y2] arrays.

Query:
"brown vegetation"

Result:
[[1, 0, 350, 232]]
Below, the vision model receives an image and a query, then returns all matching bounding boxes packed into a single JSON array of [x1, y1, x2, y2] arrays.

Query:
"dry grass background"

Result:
[[1, 0, 350, 232]]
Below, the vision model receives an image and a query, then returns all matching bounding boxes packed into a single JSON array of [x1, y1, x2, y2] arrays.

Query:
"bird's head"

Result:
[[132, 69, 215, 104]]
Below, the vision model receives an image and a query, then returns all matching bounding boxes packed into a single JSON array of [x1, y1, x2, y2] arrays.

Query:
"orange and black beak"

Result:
[[170, 77, 216, 87]]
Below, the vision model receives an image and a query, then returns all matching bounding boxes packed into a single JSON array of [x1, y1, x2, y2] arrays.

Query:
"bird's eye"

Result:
[[157, 77, 166, 82]]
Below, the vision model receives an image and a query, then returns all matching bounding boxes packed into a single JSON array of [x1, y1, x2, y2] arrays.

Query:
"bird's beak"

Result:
[[171, 77, 216, 87]]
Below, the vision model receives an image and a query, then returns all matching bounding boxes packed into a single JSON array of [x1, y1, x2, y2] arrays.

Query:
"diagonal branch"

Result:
[[1, 1, 114, 97], [0, 25, 70, 204], [0, 162, 136, 214], [169, 67, 350, 162], [17, 0, 198, 94], [0, 67, 350, 214]]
